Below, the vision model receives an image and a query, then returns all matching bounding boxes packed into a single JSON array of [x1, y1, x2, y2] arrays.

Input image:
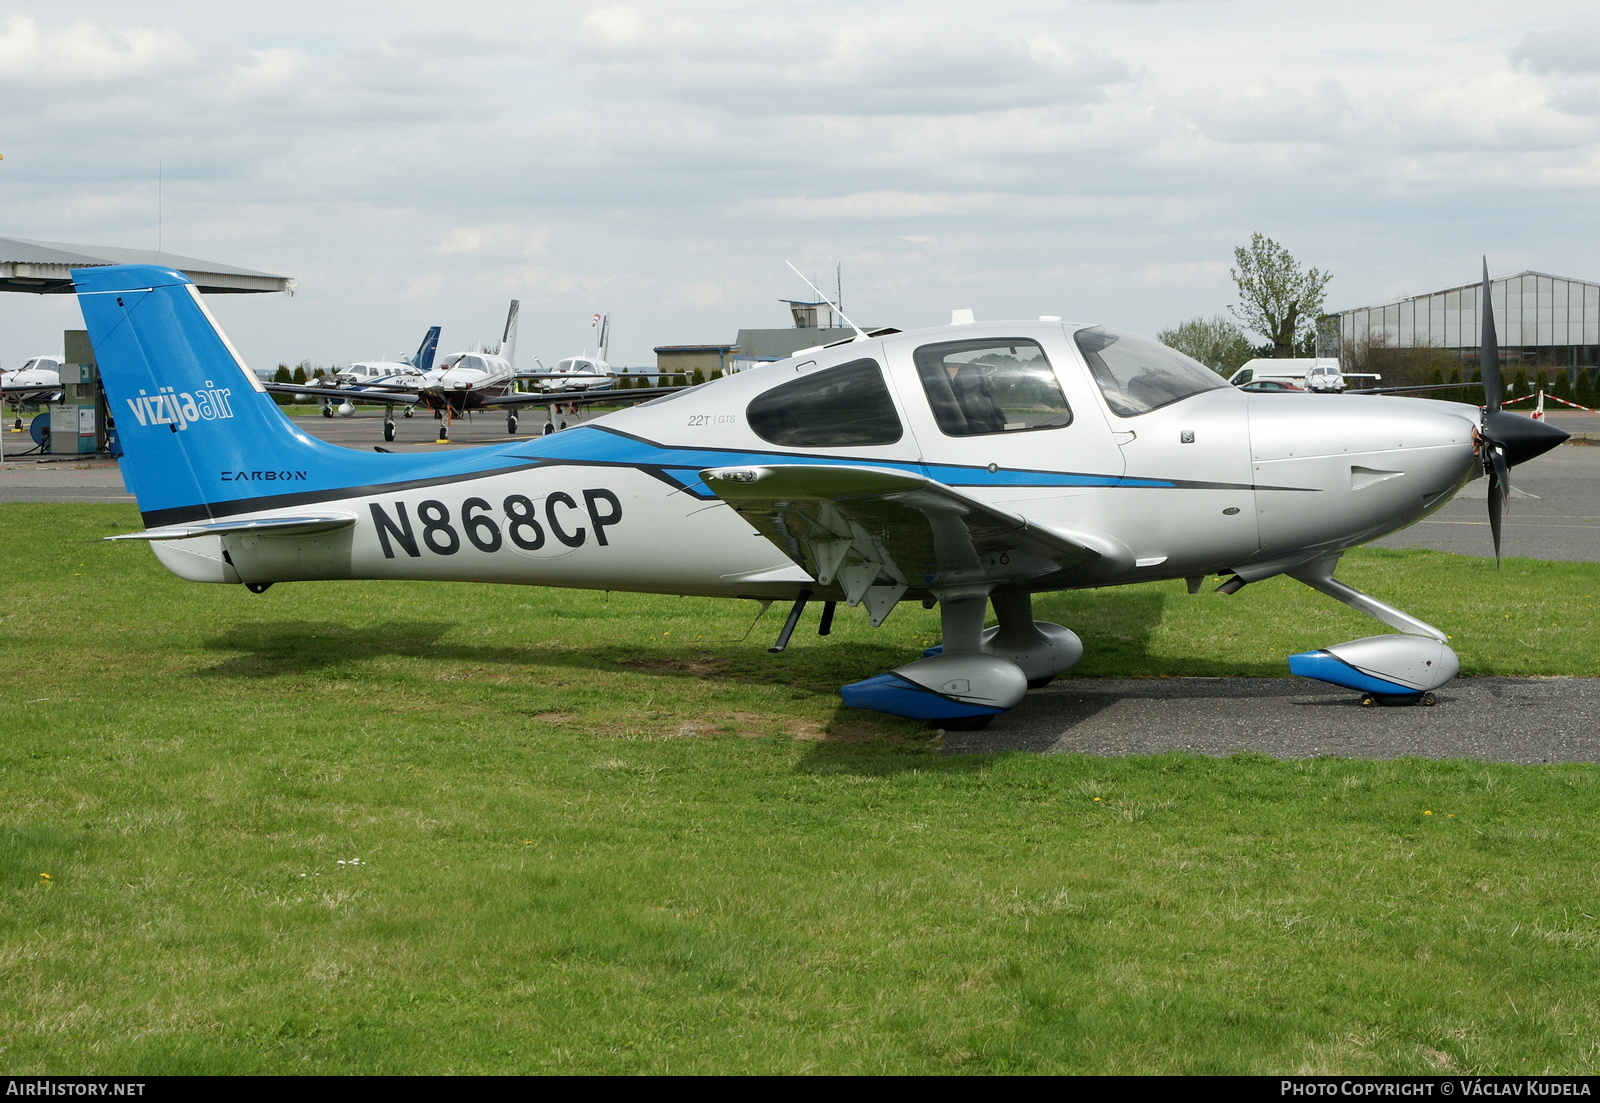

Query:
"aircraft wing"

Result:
[[473, 385, 687, 408], [261, 382, 419, 402], [1, 384, 62, 400], [701, 464, 1131, 624], [1346, 381, 1484, 396]]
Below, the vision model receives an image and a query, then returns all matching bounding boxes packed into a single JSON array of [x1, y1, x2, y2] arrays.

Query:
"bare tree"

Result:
[[1156, 315, 1255, 375], [1229, 234, 1332, 358]]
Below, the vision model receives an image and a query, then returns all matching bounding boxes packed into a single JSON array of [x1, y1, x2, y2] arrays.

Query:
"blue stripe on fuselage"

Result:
[[509, 425, 1173, 497]]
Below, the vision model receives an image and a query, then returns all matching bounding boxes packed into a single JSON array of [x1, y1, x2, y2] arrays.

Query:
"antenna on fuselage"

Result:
[[785, 260, 868, 341]]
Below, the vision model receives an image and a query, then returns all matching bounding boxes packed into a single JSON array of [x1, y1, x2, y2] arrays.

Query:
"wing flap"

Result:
[[702, 465, 1129, 619]]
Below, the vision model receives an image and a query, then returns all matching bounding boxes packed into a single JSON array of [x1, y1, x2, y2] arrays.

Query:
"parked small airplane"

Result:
[[527, 313, 617, 394], [267, 326, 440, 435], [2, 354, 64, 400], [332, 324, 440, 396], [77, 261, 1565, 728], [2, 353, 65, 429], [272, 305, 665, 440]]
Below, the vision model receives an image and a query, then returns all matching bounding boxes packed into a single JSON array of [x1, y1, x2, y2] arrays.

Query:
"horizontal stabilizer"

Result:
[[106, 512, 358, 542]]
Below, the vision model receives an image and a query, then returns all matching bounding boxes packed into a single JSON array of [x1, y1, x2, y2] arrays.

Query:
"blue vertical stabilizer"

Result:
[[410, 325, 441, 373], [74, 265, 522, 526]]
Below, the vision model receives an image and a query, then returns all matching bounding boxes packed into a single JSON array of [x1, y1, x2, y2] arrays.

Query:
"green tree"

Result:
[[273, 364, 292, 383], [291, 364, 308, 385], [1156, 315, 1255, 376], [690, 368, 706, 387], [1577, 370, 1595, 410], [1229, 233, 1332, 358], [1509, 368, 1531, 408], [1446, 367, 1463, 405]]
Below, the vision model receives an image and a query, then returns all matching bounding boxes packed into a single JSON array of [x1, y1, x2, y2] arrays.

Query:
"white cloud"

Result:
[[0, 16, 195, 85], [436, 226, 553, 256], [6, 1, 1600, 366]]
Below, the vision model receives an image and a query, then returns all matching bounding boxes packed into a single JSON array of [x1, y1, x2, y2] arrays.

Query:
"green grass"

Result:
[[3, 502, 1600, 1074]]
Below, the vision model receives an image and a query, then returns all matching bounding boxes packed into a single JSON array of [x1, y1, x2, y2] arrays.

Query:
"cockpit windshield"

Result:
[[1074, 327, 1229, 418]]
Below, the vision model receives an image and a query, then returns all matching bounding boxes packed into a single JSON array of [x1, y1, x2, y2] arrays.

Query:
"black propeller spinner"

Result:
[[1476, 258, 1569, 564]]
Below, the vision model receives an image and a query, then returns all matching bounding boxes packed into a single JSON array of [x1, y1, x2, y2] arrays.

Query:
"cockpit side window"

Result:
[[913, 338, 1071, 437], [1075, 327, 1229, 418], [746, 358, 902, 447]]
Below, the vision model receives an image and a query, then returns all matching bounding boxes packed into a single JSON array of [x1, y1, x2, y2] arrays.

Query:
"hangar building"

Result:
[[1331, 271, 1600, 377], [0, 236, 292, 295], [732, 299, 883, 370]]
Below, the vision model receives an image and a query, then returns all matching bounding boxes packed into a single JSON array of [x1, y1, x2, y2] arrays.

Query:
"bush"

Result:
[[1508, 368, 1531, 408], [1576, 370, 1596, 410]]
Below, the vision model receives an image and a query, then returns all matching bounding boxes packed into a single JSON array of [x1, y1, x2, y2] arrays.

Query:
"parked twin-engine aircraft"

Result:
[[332, 324, 440, 396], [79, 262, 1566, 728], [267, 326, 439, 436], [529, 313, 617, 394], [268, 304, 673, 440], [2, 353, 65, 402]]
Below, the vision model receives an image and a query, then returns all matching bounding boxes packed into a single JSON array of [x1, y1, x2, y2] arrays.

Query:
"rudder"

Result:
[[74, 264, 473, 527]]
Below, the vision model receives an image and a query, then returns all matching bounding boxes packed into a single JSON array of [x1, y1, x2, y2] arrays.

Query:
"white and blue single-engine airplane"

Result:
[[77, 261, 1566, 728]]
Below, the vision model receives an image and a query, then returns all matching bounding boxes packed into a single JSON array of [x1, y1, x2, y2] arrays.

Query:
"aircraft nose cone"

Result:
[[1485, 409, 1569, 467]]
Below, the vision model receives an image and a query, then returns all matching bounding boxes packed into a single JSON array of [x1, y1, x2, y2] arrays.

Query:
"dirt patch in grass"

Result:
[[526, 712, 578, 724], [617, 655, 731, 678], [788, 719, 895, 743]]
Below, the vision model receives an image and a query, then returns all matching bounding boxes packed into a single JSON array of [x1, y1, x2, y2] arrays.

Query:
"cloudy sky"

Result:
[[4, 0, 1600, 368]]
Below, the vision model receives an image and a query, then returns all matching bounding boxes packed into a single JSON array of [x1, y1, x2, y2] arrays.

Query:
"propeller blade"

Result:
[[1487, 445, 1510, 567], [1480, 257, 1501, 415]]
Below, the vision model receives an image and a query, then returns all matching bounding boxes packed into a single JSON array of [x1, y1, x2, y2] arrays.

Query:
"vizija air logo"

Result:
[[125, 382, 235, 431]]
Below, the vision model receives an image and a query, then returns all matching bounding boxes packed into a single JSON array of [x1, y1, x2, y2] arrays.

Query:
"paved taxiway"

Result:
[[948, 677, 1600, 763]]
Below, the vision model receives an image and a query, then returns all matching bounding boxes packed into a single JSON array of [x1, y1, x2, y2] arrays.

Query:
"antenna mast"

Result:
[[786, 261, 867, 341]]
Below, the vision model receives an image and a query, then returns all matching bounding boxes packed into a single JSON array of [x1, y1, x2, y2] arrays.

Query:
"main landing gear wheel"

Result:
[[542, 422, 555, 435], [402, 408, 413, 418], [1027, 676, 1055, 689], [321, 404, 333, 418], [383, 421, 396, 442], [507, 414, 518, 434]]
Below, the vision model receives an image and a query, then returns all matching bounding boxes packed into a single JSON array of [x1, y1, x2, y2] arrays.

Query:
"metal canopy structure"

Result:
[[0, 236, 292, 295]]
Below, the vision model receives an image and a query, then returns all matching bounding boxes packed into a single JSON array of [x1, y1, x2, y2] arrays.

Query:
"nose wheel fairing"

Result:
[[1289, 634, 1458, 704], [1282, 555, 1460, 704]]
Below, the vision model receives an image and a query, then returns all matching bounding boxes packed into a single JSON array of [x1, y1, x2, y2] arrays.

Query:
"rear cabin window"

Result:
[[913, 338, 1072, 436], [746, 359, 902, 447]]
